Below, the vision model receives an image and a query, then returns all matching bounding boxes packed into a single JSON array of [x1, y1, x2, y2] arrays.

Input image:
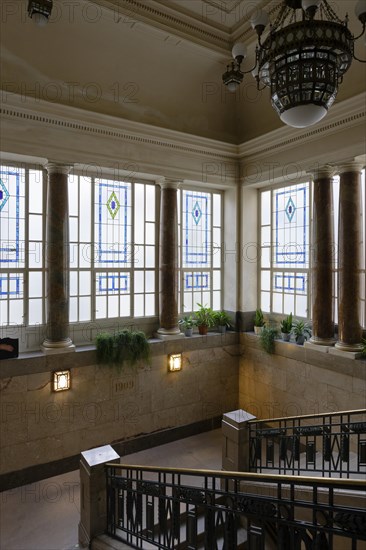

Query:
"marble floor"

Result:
[[0, 429, 222, 550]]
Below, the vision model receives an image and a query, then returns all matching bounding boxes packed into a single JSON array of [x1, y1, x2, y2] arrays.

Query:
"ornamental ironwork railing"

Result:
[[106, 463, 366, 549], [248, 409, 366, 478]]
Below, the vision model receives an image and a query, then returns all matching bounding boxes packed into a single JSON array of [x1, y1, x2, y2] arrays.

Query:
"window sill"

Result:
[[0, 331, 239, 379]]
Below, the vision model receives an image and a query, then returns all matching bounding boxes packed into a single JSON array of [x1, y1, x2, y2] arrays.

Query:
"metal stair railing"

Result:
[[248, 409, 366, 478], [105, 463, 366, 549]]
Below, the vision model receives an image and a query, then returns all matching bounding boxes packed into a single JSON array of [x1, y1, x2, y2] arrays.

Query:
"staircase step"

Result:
[[91, 534, 136, 550]]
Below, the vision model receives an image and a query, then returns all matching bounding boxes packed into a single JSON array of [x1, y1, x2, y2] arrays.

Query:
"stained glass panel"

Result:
[[183, 191, 210, 267], [180, 188, 221, 314], [274, 184, 309, 267], [260, 182, 310, 317], [96, 180, 131, 267], [0, 168, 25, 268]]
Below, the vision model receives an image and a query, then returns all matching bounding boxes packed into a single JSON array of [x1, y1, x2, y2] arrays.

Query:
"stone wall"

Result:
[[2, 331, 364, 478], [239, 333, 366, 419], [0, 334, 239, 475]]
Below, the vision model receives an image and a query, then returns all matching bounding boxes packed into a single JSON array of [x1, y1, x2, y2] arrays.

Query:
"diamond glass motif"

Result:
[[107, 191, 120, 219], [192, 201, 202, 225], [285, 197, 296, 222], [0, 179, 10, 211]]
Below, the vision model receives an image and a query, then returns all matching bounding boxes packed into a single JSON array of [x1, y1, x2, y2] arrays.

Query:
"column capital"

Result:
[[156, 177, 182, 190], [46, 163, 73, 176], [337, 161, 365, 175], [307, 165, 335, 180]]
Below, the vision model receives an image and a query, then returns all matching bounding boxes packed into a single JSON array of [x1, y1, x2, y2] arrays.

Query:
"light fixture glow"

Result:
[[168, 353, 182, 372], [53, 370, 71, 392], [223, 0, 366, 128]]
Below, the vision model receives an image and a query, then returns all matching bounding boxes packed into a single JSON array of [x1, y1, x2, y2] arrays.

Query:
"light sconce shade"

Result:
[[28, 0, 53, 25], [52, 370, 71, 392], [168, 353, 182, 372]]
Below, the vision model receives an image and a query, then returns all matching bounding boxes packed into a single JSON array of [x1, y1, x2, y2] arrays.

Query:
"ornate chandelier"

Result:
[[27, 0, 53, 26], [222, 0, 366, 128]]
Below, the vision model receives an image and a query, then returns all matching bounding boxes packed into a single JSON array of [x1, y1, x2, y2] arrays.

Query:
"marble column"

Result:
[[42, 163, 74, 352], [157, 178, 180, 335], [335, 162, 364, 352], [309, 166, 336, 346]]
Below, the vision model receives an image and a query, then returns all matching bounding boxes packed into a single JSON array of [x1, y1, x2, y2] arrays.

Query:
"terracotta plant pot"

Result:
[[198, 325, 208, 335]]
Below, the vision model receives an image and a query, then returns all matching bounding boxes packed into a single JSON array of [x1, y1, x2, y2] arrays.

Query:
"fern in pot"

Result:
[[259, 326, 278, 354], [280, 312, 293, 342], [292, 320, 311, 345], [213, 310, 231, 334], [195, 303, 215, 335], [254, 308, 265, 334], [95, 329, 150, 369], [179, 315, 197, 337]]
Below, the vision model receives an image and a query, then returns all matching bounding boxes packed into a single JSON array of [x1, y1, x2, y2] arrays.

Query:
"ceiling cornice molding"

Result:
[[238, 93, 366, 161], [89, 0, 231, 54], [0, 92, 238, 161]]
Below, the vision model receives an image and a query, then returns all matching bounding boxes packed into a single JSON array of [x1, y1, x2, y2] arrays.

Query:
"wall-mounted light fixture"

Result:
[[52, 370, 71, 392], [28, 0, 53, 26], [168, 353, 182, 372]]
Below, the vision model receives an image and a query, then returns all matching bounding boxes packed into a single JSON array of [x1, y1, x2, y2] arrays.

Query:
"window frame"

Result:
[[258, 178, 313, 320], [178, 185, 223, 315], [259, 171, 366, 328], [68, 171, 160, 325], [0, 163, 46, 331]]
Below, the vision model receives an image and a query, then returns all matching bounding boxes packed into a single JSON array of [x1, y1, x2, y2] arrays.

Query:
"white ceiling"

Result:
[[88, 0, 270, 54], [154, 0, 264, 31], [88, 0, 363, 55]]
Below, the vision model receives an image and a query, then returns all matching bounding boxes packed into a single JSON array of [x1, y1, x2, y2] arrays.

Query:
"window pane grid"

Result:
[[180, 189, 222, 314], [0, 166, 45, 328], [69, 175, 92, 322], [260, 173, 365, 328], [260, 182, 311, 318], [68, 175, 157, 322]]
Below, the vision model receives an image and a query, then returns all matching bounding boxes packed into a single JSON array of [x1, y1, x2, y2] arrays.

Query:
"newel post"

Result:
[[222, 409, 256, 472], [78, 445, 119, 547]]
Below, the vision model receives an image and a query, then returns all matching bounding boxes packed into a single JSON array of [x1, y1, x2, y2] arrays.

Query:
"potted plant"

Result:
[[195, 303, 215, 335], [95, 329, 151, 369], [179, 315, 197, 337], [254, 308, 265, 334], [259, 326, 278, 354], [213, 310, 231, 334], [292, 320, 312, 345], [280, 312, 293, 342]]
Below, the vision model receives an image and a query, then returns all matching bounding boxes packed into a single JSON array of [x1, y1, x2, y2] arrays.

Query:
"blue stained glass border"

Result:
[[0, 171, 20, 264], [185, 193, 208, 265], [98, 274, 128, 293], [0, 276, 21, 296], [185, 273, 209, 290], [275, 187, 307, 265], [274, 274, 305, 293], [98, 182, 128, 264]]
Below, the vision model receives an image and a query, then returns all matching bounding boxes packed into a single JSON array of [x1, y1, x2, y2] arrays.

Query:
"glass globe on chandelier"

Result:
[[222, 0, 366, 128]]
